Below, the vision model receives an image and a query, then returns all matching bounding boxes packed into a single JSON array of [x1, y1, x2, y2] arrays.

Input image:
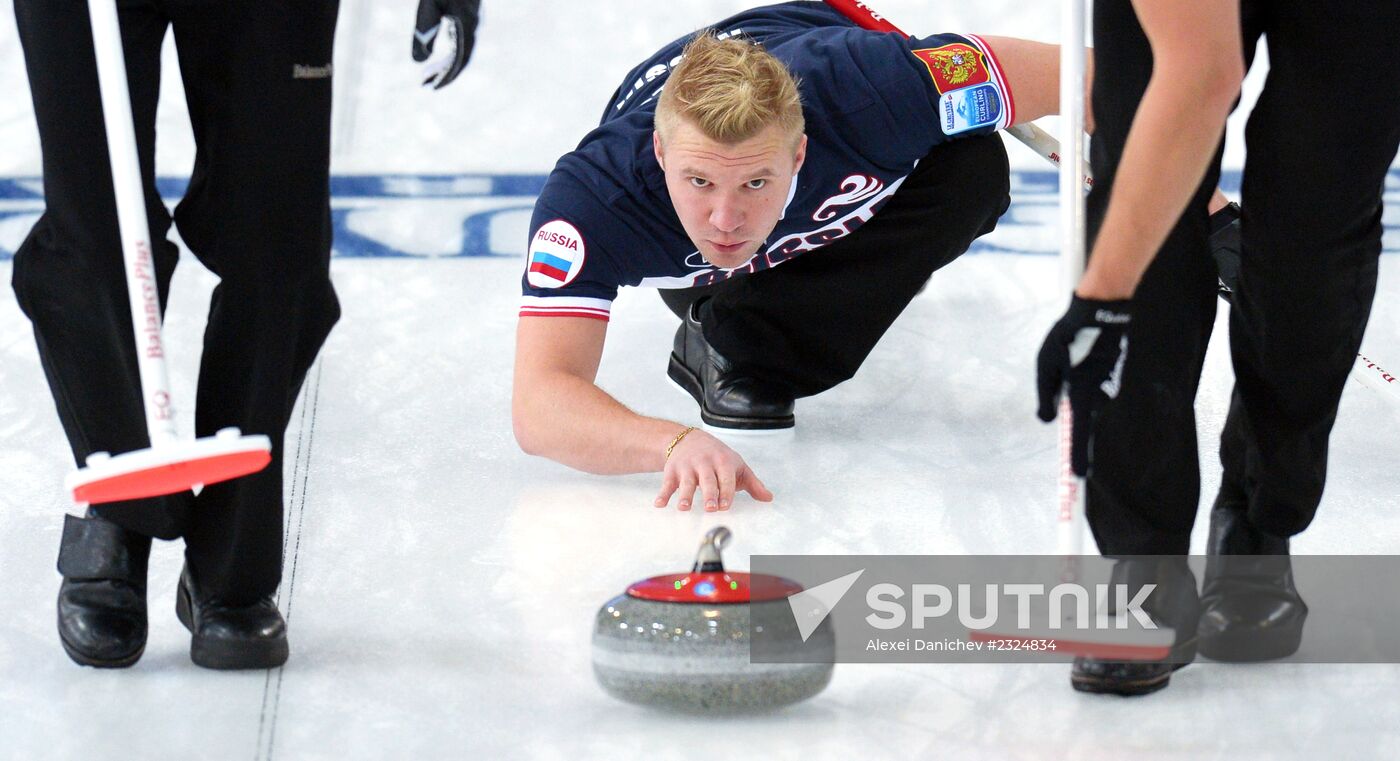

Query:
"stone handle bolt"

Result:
[[692, 526, 732, 573]]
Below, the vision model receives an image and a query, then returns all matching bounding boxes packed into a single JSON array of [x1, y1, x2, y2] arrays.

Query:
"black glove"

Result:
[[412, 0, 481, 90], [1210, 201, 1242, 301], [1036, 295, 1133, 477]]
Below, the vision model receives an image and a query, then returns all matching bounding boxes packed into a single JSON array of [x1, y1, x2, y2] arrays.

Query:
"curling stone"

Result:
[[592, 526, 834, 712]]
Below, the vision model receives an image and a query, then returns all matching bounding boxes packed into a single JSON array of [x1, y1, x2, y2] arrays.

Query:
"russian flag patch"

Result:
[[527, 219, 586, 288]]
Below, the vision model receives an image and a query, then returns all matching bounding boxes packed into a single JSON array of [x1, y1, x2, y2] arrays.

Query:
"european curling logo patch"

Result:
[[528, 219, 586, 288], [939, 83, 1003, 136]]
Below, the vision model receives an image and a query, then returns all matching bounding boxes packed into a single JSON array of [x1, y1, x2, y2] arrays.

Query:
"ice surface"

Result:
[[1, 1, 1399, 759]]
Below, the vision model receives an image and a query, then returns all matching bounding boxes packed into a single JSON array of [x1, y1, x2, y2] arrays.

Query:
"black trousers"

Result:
[[1086, 0, 1400, 555], [13, 0, 341, 602], [660, 134, 1011, 398]]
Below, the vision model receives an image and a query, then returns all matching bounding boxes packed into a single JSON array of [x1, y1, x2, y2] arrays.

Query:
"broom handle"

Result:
[[1057, 0, 1088, 556], [87, 0, 177, 445]]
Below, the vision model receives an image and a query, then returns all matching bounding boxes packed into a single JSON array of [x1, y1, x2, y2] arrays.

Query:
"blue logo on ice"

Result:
[[939, 83, 1002, 136]]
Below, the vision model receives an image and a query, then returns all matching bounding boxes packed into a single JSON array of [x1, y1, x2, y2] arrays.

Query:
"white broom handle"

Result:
[[1009, 123, 1092, 193], [1059, 1, 1087, 292], [87, 0, 177, 445], [1354, 354, 1400, 410], [1057, 0, 1088, 557]]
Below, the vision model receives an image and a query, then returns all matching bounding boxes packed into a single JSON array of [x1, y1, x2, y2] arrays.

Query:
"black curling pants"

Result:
[[13, 0, 341, 603], [1086, 0, 1400, 555], [660, 133, 1011, 398]]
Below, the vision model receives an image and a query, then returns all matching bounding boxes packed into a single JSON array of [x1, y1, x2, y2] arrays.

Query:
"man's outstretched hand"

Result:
[[655, 429, 773, 512]]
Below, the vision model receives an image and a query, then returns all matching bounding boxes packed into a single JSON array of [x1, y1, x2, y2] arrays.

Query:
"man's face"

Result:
[[654, 120, 807, 270]]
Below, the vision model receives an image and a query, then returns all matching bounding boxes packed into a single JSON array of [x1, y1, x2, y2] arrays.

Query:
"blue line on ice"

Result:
[[0, 171, 1396, 260]]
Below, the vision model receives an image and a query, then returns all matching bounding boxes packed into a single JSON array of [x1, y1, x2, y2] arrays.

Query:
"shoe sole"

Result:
[[176, 582, 289, 670], [58, 629, 144, 669], [1070, 662, 1188, 697], [1199, 622, 1304, 662], [667, 354, 795, 431]]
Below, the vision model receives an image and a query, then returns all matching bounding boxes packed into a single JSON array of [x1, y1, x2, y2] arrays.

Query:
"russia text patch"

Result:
[[527, 219, 587, 288]]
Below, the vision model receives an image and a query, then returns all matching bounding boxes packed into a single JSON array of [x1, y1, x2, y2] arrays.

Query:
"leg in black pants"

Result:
[[1081, 0, 1235, 558], [661, 133, 1011, 398], [1223, 0, 1400, 538], [168, 0, 341, 605], [14, 0, 191, 669], [1200, 4, 1399, 663], [169, 12, 345, 655]]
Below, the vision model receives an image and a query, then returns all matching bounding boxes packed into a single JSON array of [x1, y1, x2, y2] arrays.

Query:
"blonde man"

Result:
[[514, 2, 1065, 510]]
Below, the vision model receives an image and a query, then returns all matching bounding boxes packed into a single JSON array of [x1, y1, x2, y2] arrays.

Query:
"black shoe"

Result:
[[667, 301, 795, 430], [56, 511, 151, 668], [1198, 493, 1307, 662], [1069, 557, 1199, 697], [176, 564, 288, 670], [1071, 657, 1189, 697]]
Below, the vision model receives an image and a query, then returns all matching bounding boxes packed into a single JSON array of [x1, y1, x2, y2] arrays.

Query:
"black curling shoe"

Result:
[[667, 301, 795, 430], [176, 564, 288, 670], [1198, 495, 1307, 662], [56, 511, 152, 668], [1070, 557, 1199, 697], [1071, 658, 1190, 697]]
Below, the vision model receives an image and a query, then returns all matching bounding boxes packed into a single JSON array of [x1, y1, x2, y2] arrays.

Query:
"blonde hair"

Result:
[[655, 31, 804, 148]]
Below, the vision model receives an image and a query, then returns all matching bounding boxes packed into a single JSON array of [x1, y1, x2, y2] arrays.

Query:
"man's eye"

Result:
[[746, 179, 767, 190], [689, 177, 710, 188]]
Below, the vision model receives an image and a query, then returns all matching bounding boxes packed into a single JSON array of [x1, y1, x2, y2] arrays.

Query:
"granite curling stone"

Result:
[[592, 527, 834, 712]]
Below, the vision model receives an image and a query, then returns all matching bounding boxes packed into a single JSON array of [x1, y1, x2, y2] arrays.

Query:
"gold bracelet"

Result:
[[665, 426, 698, 461]]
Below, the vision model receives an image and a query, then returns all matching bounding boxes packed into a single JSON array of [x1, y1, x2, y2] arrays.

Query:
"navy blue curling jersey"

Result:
[[520, 1, 1015, 321]]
